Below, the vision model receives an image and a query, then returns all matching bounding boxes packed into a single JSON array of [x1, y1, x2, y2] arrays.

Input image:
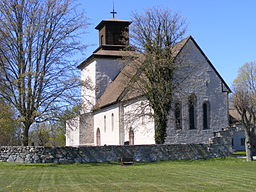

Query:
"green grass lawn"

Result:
[[0, 157, 256, 192]]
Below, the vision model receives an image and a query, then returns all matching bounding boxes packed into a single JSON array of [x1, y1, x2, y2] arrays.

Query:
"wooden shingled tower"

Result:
[[94, 18, 131, 52]]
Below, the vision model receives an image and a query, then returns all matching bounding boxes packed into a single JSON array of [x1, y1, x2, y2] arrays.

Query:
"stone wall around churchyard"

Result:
[[0, 143, 231, 163]]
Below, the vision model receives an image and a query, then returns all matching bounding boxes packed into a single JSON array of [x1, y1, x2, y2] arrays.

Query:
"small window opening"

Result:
[[104, 115, 106, 132], [111, 113, 114, 131], [189, 94, 197, 130]]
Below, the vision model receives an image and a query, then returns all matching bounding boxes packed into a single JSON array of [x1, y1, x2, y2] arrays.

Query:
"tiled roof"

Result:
[[101, 18, 131, 22], [93, 60, 139, 110], [94, 36, 190, 109], [77, 49, 129, 69], [95, 18, 131, 30]]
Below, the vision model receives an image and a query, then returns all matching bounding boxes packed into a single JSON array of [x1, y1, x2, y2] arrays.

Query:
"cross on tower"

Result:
[[110, 4, 117, 18]]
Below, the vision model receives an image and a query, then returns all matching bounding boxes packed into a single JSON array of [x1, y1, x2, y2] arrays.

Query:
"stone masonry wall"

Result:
[[0, 125, 234, 163], [165, 39, 229, 144], [79, 113, 94, 145], [0, 143, 231, 163]]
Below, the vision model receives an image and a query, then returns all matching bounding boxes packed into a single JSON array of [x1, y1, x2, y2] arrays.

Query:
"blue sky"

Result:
[[78, 0, 256, 88]]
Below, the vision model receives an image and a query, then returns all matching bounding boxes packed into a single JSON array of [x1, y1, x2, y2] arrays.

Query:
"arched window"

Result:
[[188, 94, 197, 130], [175, 101, 182, 129], [111, 113, 114, 131], [104, 115, 106, 132], [129, 128, 134, 145], [96, 128, 101, 146], [203, 102, 210, 129]]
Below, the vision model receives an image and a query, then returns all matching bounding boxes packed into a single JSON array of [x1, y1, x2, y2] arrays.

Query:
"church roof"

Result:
[[94, 36, 191, 109], [95, 18, 131, 30], [77, 49, 129, 69], [94, 36, 231, 110], [78, 18, 132, 69]]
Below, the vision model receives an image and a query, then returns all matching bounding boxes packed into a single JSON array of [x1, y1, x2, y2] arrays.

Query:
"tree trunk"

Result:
[[21, 123, 30, 146], [154, 114, 167, 144], [245, 129, 253, 161]]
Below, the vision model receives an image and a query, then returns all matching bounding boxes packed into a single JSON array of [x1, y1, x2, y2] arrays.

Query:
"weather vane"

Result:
[[110, 1, 117, 18]]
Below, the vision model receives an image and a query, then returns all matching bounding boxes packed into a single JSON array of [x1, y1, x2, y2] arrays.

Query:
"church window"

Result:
[[129, 128, 134, 145], [104, 115, 106, 132], [188, 94, 197, 130], [111, 113, 114, 131], [96, 128, 101, 146], [203, 102, 210, 129], [175, 101, 182, 129]]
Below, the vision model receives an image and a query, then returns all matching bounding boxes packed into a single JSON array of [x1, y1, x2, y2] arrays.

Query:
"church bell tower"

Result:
[[77, 15, 132, 113], [94, 18, 131, 52]]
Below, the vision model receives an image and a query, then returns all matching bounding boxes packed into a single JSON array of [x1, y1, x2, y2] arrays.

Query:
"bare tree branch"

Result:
[[121, 8, 188, 144], [0, 0, 87, 145], [233, 61, 256, 161]]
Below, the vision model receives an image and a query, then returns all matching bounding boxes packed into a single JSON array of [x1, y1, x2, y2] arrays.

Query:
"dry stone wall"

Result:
[[0, 143, 231, 163], [0, 126, 234, 163]]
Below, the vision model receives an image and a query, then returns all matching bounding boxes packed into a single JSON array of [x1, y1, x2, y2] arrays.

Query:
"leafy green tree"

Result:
[[30, 122, 65, 146], [48, 126, 66, 146], [30, 124, 50, 146], [0, 99, 17, 145], [30, 105, 80, 146]]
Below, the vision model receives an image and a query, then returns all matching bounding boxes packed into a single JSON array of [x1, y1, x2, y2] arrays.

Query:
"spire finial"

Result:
[[110, 1, 117, 18]]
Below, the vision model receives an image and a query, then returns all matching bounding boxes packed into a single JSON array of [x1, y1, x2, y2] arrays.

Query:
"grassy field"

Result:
[[0, 157, 256, 192]]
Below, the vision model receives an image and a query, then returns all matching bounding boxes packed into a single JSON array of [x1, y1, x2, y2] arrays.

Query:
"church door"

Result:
[[96, 128, 101, 146]]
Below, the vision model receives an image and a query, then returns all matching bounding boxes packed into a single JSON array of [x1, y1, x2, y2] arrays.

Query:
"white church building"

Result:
[[66, 18, 231, 146]]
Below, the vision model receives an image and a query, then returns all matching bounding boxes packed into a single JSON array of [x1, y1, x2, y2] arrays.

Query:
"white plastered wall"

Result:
[[81, 58, 125, 113], [93, 98, 155, 146], [123, 98, 155, 145], [94, 104, 120, 145], [65, 116, 80, 146], [81, 61, 96, 113]]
